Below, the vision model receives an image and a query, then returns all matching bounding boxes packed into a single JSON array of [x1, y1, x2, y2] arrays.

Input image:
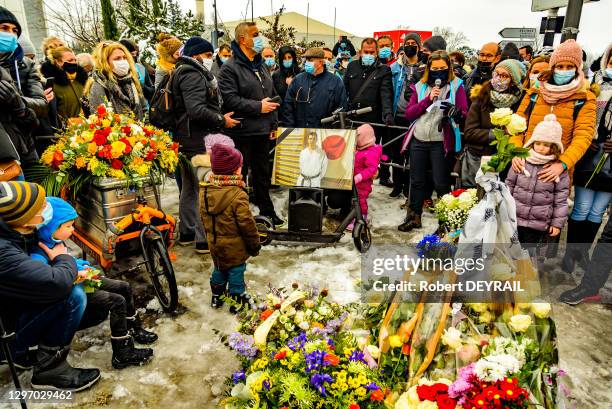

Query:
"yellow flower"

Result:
[[81, 131, 93, 143], [506, 113, 527, 136], [509, 314, 532, 333], [479, 310, 495, 324], [355, 387, 367, 398], [531, 302, 551, 319], [107, 169, 126, 179], [75, 157, 87, 169], [490, 108, 513, 126], [389, 335, 403, 349], [41, 149, 54, 166], [467, 303, 489, 313], [252, 358, 269, 370], [88, 142, 98, 155], [110, 141, 126, 158], [366, 345, 380, 360], [101, 119, 111, 128]]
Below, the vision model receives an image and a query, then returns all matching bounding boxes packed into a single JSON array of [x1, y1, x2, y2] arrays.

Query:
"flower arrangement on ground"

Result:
[[433, 189, 479, 234]]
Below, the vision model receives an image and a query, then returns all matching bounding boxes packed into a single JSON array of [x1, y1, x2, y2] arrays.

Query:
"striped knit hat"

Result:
[[0, 181, 46, 227]]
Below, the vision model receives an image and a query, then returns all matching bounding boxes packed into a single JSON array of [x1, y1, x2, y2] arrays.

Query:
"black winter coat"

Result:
[[172, 56, 224, 154], [272, 46, 301, 103], [281, 70, 348, 128], [218, 42, 278, 139], [0, 219, 77, 333], [1, 50, 47, 119], [344, 59, 394, 124]]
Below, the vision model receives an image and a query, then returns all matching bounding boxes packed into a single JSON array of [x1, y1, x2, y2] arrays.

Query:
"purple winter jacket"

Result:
[[506, 162, 570, 232]]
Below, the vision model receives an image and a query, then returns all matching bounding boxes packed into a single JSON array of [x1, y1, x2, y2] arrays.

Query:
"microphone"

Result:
[[433, 78, 442, 102]]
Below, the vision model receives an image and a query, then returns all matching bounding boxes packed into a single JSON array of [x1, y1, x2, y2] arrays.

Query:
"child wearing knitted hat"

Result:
[[506, 114, 570, 248], [200, 144, 261, 312], [350, 124, 383, 231]]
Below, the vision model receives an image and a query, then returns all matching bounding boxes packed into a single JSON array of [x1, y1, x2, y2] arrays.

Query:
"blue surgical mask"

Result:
[[36, 203, 54, 230], [379, 47, 392, 59], [361, 54, 376, 66], [341, 42, 346, 48], [325, 60, 333, 71], [605, 68, 612, 78], [0, 32, 18, 54], [220, 56, 229, 64], [304, 61, 316, 75], [553, 69, 576, 85], [252, 36, 265, 54], [283, 59, 293, 69], [264, 57, 275, 67]]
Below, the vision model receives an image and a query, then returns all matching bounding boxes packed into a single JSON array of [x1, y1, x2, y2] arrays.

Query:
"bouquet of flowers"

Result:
[[76, 267, 103, 293], [481, 108, 529, 174], [394, 378, 457, 409], [434, 189, 479, 233], [37, 104, 179, 196]]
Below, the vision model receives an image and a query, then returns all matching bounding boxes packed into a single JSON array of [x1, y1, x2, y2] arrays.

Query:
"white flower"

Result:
[[366, 345, 380, 359], [509, 314, 532, 333], [284, 306, 296, 316], [129, 124, 144, 135], [531, 302, 551, 319], [490, 108, 513, 126], [298, 321, 310, 330], [317, 305, 330, 316], [441, 327, 463, 350], [506, 113, 527, 136], [474, 354, 520, 382], [294, 311, 305, 324]]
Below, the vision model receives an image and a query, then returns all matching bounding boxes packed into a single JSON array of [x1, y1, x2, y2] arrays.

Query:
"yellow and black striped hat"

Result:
[[0, 181, 46, 227]]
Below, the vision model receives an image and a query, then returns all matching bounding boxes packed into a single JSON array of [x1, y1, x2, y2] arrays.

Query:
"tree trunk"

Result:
[[100, 0, 119, 40]]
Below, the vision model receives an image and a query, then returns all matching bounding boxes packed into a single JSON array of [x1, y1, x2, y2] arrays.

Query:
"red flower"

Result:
[[93, 130, 108, 146], [471, 393, 489, 408], [401, 343, 411, 355], [97, 105, 106, 116], [260, 310, 274, 321], [52, 150, 64, 167], [417, 383, 449, 402], [370, 389, 384, 401], [120, 138, 132, 154], [111, 159, 123, 170], [171, 142, 179, 153], [323, 353, 340, 366], [89, 123, 95, 130], [349, 404, 360, 409], [145, 151, 157, 161], [149, 140, 157, 149], [436, 394, 457, 409], [121, 126, 132, 136], [274, 350, 287, 360], [98, 145, 113, 159], [451, 188, 467, 197]]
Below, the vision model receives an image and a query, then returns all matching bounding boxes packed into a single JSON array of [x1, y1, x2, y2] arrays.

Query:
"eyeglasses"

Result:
[[493, 71, 512, 81], [295, 86, 312, 104]]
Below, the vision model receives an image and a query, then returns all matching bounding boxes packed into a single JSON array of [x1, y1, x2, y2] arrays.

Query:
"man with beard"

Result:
[[464, 42, 501, 102]]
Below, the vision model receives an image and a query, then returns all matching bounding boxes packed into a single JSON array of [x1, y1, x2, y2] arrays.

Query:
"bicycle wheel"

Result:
[[144, 237, 178, 312], [255, 216, 274, 246], [353, 221, 372, 253]]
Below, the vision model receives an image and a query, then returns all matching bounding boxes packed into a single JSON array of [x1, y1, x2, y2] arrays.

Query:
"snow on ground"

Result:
[[1, 179, 610, 408]]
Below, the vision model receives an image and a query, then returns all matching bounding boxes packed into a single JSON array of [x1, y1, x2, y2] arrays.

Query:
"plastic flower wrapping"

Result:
[[38, 104, 179, 195]]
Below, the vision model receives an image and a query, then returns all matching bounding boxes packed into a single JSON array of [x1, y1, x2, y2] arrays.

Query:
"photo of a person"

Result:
[[297, 131, 328, 187]]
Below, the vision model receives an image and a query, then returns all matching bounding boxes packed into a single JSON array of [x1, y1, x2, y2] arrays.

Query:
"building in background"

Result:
[[223, 11, 362, 50], [1, 0, 48, 59]]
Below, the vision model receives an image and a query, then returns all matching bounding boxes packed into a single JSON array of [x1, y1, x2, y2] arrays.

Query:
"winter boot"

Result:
[[561, 219, 584, 273], [398, 209, 422, 232], [127, 315, 158, 344], [559, 284, 601, 305], [577, 221, 602, 270], [211, 284, 226, 309], [111, 335, 153, 369], [31, 345, 100, 391], [229, 293, 252, 314]]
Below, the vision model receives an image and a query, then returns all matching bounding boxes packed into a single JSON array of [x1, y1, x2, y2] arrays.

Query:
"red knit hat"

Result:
[[211, 144, 243, 175], [550, 39, 583, 69]]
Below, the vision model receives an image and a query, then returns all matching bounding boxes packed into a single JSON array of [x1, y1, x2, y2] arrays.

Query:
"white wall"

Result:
[[0, 0, 30, 39]]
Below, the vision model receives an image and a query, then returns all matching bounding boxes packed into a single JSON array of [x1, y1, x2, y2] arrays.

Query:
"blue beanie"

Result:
[[183, 37, 213, 57]]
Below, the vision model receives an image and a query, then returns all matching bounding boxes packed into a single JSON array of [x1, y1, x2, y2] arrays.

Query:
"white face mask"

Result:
[[201, 58, 214, 72], [112, 60, 130, 77]]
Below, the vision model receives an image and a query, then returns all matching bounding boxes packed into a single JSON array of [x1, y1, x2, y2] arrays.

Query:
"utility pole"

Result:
[[333, 8, 336, 46], [561, 0, 583, 42], [213, 0, 219, 48], [306, 3, 310, 44], [251, 0, 254, 22]]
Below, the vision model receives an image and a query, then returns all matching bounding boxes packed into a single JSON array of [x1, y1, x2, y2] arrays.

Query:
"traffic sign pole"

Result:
[[561, 0, 583, 41]]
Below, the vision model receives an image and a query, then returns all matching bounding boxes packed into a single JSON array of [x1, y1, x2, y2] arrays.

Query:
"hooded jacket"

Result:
[[344, 58, 393, 124], [272, 46, 301, 105], [40, 61, 89, 122], [0, 217, 77, 331], [217, 41, 278, 139], [199, 183, 261, 270], [171, 56, 225, 154], [30, 197, 77, 261]]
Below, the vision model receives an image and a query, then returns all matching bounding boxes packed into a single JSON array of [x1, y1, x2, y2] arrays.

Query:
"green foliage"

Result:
[[481, 128, 530, 173], [100, 0, 120, 40], [259, 6, 296, 50]]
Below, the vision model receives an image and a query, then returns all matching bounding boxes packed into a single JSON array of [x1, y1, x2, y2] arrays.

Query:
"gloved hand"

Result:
[[438, 115, 450, 133], [75, 258, 92, 272], [604, 139, 612, 154], [441, 101, 463, 122], [0, 80, 25, 111], [384, 113, 395, 126], [354, 173, 363, 184]]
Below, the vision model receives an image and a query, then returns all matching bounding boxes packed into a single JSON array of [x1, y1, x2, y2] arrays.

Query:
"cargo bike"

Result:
[[65, 175, 179, 313]]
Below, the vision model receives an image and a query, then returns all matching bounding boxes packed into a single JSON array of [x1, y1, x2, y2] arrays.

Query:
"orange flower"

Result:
[[323, 353, 340, 366], [75, 157, 86, 169], [260, 309, 274, 321], [401, 343, 411, 355], [370, 389, 384, 401], [87, 142, 98, 155], [311, 322, 324, 329]]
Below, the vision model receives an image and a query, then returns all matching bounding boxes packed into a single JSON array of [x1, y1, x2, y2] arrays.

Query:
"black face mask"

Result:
[[477, 60, 494, 75], [404, 45, 418, 58], [420, 52, 430, 64], [428, 69, 449, 86], [63, 62, 78, 74]]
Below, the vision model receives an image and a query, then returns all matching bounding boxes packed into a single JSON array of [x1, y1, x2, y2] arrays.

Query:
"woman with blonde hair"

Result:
[[41, 36, 66, 60], [155, 33, 182, 89], [86, 41, 146, 120]]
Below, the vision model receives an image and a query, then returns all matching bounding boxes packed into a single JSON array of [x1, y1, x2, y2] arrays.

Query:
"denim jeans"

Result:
[[79, 277, 136, 337], [211, 263, 247, 295], [10, 285, 87, 357], [571, 187, 612, 223], [409, 139, 451, 214]]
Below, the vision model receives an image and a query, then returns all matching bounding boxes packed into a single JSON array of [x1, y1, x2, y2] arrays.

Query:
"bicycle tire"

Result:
[[145, 237, 178, 312]]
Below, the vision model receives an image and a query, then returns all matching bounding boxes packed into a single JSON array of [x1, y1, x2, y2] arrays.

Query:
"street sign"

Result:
[[499, 40, 536, 50], [499, 27, 537, 39], [531, 0, 597, 12]]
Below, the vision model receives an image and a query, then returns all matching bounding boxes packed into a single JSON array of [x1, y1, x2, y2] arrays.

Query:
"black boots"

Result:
[[559, 285, 601, 305], [398, 209, 422, 232], [211, 284, 225, 309], [561, 219, 601, 273], [229, 293, 252, 314], [127, 315, 158, 344], [31, 345, 100, 391], [111, 335, 153, 369]]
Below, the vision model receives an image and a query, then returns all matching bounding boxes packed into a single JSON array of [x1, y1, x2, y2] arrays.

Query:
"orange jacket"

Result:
[[510, 84, 597, 170]]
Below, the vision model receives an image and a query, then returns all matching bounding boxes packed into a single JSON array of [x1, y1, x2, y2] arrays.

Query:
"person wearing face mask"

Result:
[[389, 33, 426, 198], [335, 51, 352, 79], [322, 47, 339, 76], [262, 47, 277, 75], [119, 39, 154, 104], [377, 35, 395, 66], [44, 46, 90, 124], [218, 22, 284, 227], [398, 51, 468, 232], [332, 35, 356, 58], [510, 40, 596, 186], [281, 47, 347, 128], [87, 41, 147, 120], [449, 51, 468, 80], [272, 45, 301, 116], [464, 42, 501, 103], [523, 55, 550, 89], [0, 181, 101, 392], [463, 59, 527, 187], [558, 43, 612, 293], [211, 43, 232, 78], [171, 36, 240, 254], [0, 7, 47, 167]]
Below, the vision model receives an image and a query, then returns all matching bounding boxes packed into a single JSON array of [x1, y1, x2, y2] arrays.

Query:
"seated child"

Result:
[[350, 124, 383, 231], [506, 114, 570, 252], [191, 133, 236, 182], [199, 144, 261, 312], [31, 197, 157, 369]]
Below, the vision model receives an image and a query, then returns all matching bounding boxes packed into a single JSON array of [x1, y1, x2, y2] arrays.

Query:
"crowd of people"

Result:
[[0, 4, 610, 395]]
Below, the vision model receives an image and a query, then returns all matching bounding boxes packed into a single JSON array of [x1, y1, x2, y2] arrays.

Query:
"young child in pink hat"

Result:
[[350, 124, 383, 230]]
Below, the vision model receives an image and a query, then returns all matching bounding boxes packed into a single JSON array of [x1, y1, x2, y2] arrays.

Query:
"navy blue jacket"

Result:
[[281, 70, 348, 128]]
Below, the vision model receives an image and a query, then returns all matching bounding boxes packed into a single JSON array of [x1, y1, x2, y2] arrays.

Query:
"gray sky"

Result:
[[182, 0, 611, 55]]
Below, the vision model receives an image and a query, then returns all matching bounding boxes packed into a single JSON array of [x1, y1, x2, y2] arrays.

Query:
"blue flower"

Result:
[[232, 370, 246, 384], [365, 382, 380, 391], [310, 373, 333, 396], [228, 333, 259, 359], [348, 350, 366, 364], [304, 350, 326, 372], [263, 379, 271, 390], [288, 332, 308, 351]]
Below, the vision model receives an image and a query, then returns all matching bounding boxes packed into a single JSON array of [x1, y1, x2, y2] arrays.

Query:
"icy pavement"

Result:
[[1, 179, 610, 408]]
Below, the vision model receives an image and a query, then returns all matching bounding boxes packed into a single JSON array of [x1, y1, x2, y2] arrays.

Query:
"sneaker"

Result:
[[195, 242, 210, 254], [178, 233, 195, 246], [559, 286, 602, 305]]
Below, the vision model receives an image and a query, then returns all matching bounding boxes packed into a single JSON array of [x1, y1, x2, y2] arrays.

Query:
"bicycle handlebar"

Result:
[[320, 106, 373, 125]]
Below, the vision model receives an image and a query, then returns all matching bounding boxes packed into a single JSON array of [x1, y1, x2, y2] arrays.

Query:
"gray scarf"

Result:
[[490, 89, 521, 108]]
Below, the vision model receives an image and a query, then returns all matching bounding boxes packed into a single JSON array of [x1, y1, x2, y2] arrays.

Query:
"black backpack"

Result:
[[149, 67, 182, 132]]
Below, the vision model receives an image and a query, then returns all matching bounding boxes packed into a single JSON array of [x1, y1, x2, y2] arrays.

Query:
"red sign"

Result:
[[373, 30, 433, 53]]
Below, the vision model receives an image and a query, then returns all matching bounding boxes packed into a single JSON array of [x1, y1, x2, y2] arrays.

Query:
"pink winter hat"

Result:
[[550, 39, 583, 69], [356, 124, 376, 150], [524, 114, 564, 153], [205, 133, 234, 153]]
